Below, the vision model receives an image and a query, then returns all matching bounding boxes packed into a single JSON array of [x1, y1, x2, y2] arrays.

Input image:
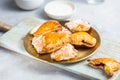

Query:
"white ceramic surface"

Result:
[[15, 0, 44, 10], [44, 1, 76, 20]]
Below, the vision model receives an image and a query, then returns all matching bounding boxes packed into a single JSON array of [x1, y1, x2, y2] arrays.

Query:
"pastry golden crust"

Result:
[[33, 20, 62, 37], [32, 32, 70, 54], [65, 19, 91, 32], [70, 32, 96, 47], [51, 43, 78, 61], [42, 32, 70, 53], [88, 58, 120, 76]]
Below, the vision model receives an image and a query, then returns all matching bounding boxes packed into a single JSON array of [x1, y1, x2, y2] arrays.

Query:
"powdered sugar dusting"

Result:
[[32, 35, 43, 53], [51, 43, 78, 61], [65, 19, 91, 30]]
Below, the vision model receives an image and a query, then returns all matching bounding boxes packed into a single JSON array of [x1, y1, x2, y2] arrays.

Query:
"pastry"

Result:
[[58, 26, 72, 34], [51, 43, 78, 61], [65, 19, 91, 32], [88, 58, 120, 76], [70, 32, 96, 47], [32, 35, 44, 53], [32, 32, 70, 54], [33, 20, 62, 37]]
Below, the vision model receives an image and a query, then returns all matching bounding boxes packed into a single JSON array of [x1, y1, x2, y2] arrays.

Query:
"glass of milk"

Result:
[[86, 0, 104, 4]]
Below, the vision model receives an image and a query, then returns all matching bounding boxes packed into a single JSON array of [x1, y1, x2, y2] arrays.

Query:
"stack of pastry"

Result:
[[29, 19, 120, 77], [30, 19, 97, 61]]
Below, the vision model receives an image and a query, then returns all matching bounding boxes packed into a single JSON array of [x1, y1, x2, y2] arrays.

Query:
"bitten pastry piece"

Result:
[[32, 32, 70, 54], [33, 20, 62, 36], [65, 19, 91, 32], [88, 58, 120, 76], [70, 32, 96, 47], [51, 43, 78, 61]]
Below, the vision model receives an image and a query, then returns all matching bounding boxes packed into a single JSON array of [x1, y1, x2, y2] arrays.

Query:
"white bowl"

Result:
[[15, 0, 44, 10], [44, 1, 76, 20]]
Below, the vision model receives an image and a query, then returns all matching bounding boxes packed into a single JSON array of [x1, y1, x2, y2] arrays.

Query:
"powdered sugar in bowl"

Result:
[[44, 1, 76, 20]]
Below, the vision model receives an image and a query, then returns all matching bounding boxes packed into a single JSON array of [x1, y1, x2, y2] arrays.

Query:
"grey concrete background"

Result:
[[0, 0, 120, 80]]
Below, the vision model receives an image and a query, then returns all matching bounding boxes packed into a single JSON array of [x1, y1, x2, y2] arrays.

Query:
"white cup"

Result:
[[15, 0, 44, 10]]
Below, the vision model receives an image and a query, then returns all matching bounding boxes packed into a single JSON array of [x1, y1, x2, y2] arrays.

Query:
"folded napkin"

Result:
[[0, 17, 120, 80]]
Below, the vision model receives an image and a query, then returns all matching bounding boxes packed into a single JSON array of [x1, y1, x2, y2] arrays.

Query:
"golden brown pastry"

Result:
[[65, 19, 91, 32], [42, 32, 70, 53], [70, 32, 96, 47], [33, 20, 62, 37], [88, 58, 120, 76], [32, 32, 70, 54], [51, 43, 78, 61]]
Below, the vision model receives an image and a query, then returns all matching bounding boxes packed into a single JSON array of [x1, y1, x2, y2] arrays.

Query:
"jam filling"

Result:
[[95, 63, 105, 66]]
